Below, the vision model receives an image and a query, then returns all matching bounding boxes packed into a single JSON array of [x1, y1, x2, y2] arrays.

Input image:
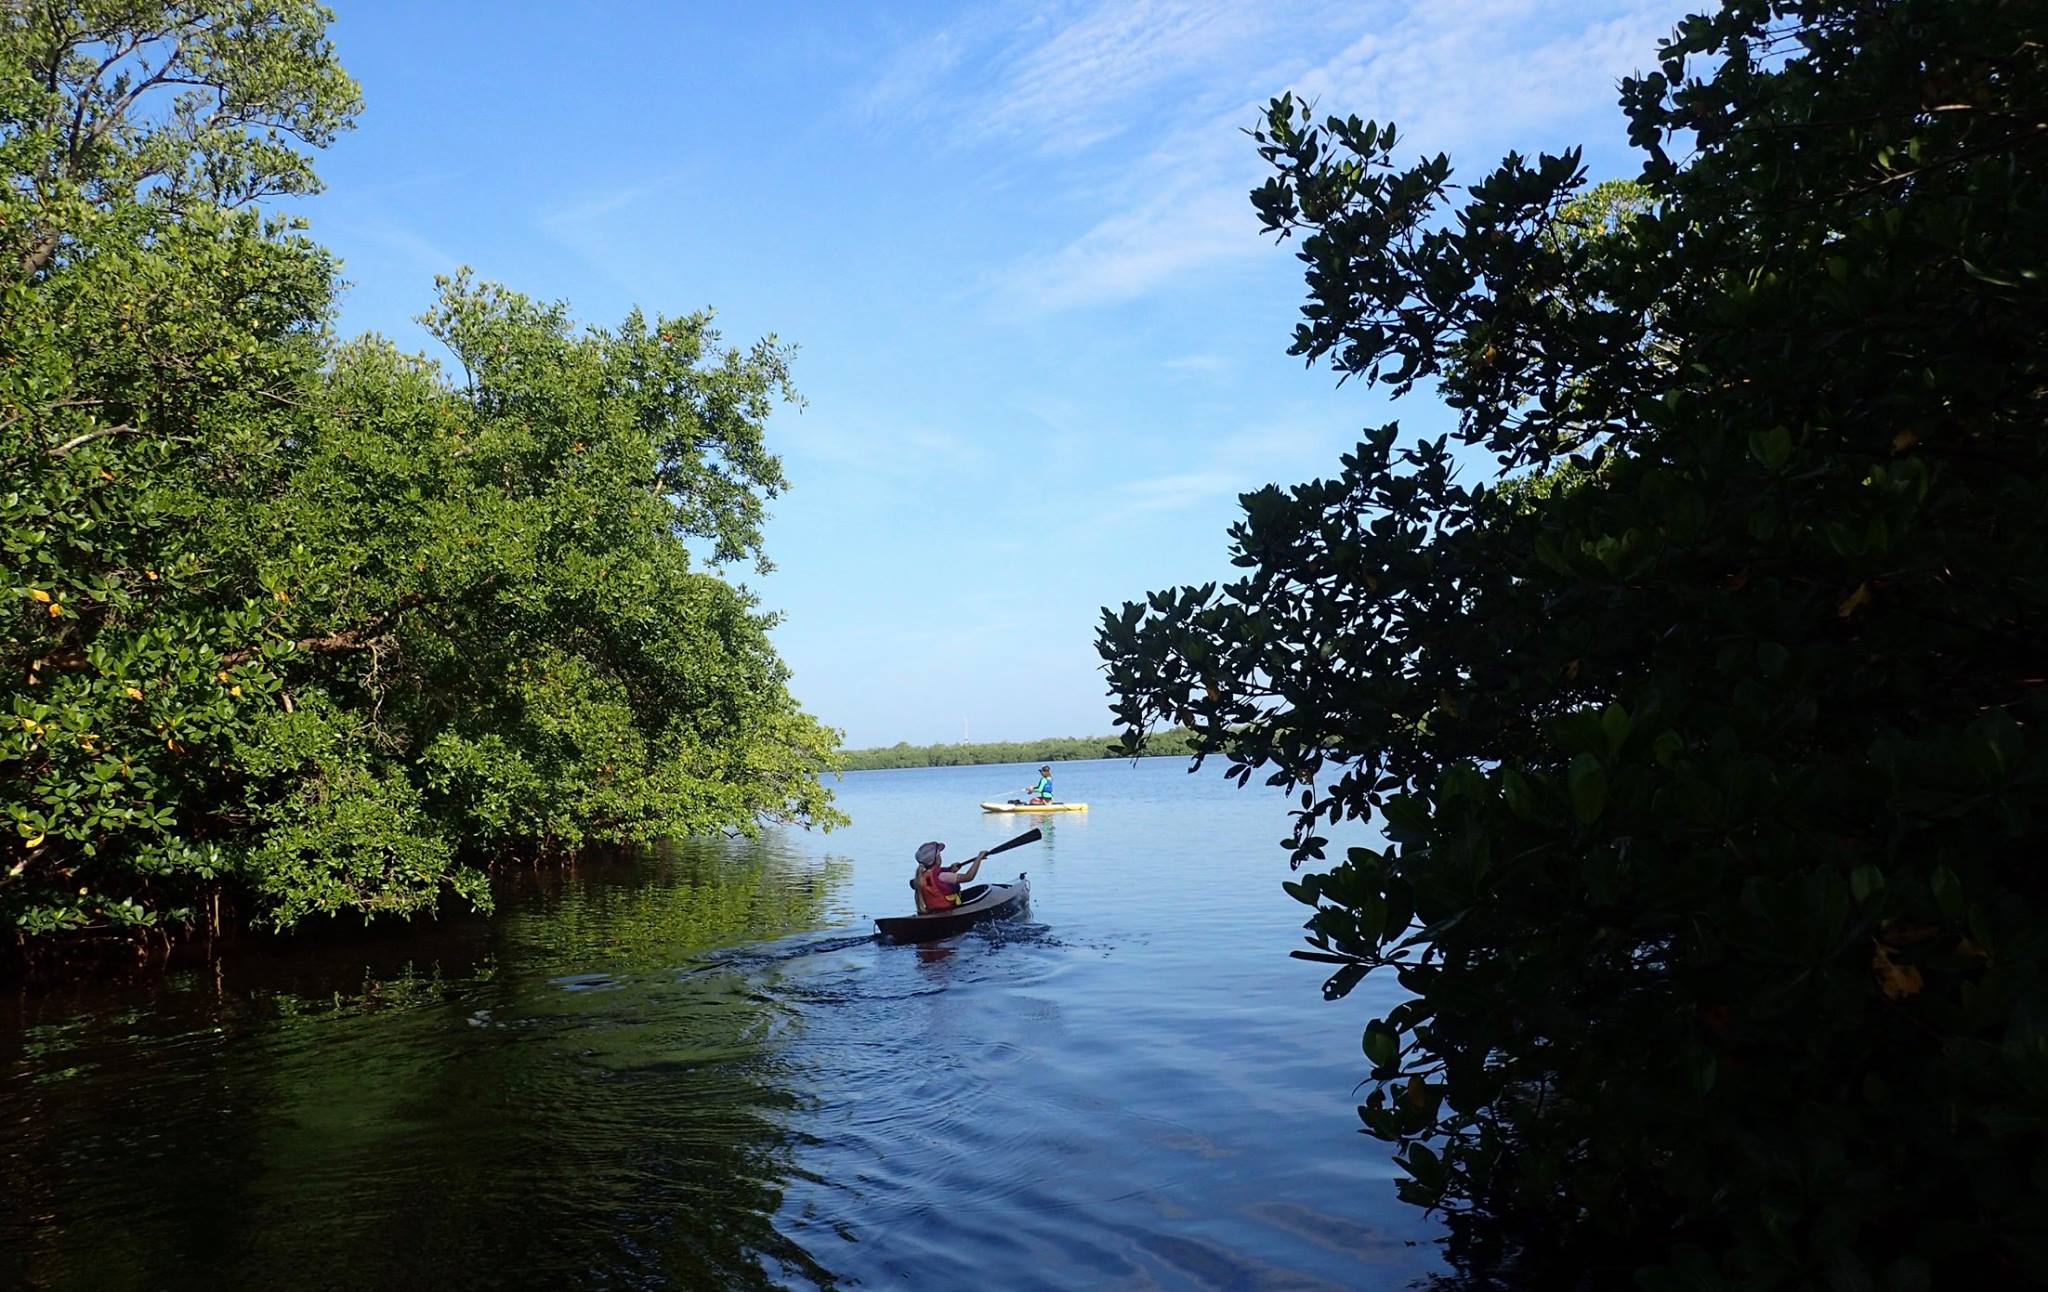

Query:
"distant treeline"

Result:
[[839, 730, 1198, 771]]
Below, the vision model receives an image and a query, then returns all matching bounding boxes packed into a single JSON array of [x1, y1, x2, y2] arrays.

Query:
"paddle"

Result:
[[981, 826, 1042, 858]]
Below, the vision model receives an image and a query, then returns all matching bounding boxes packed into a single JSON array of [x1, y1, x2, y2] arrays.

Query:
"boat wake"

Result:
[[671, 927, 880, 979]]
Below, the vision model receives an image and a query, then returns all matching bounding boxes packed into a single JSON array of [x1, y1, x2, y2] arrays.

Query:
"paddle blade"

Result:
[[986, 827, 1042, 857]]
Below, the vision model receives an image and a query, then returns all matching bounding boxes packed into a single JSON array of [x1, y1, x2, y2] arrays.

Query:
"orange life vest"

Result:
[[918, 865, 960, 911]]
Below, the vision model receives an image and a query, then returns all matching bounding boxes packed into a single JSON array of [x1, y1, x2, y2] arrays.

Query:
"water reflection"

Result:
[[0, 837, 849, 1291], [3, 759, 1455, 1290]]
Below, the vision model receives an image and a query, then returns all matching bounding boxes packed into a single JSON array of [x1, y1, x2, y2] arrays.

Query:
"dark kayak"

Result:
[[875, 874, 1031, 943]]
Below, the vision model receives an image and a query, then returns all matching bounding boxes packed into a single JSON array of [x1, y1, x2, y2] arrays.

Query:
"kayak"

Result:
[[875, 875, 1031, 943], [980, 801, 1088, 813]]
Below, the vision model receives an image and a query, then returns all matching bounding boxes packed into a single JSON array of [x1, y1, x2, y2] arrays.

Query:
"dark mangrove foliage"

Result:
[[1101, 0, 2046, 1286], [1, 2, 841, 954]]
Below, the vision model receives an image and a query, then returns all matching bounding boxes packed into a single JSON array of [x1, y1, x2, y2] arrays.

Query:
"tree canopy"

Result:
[[2, 1, 840, 951], [1100, 0, 2046, 1285]]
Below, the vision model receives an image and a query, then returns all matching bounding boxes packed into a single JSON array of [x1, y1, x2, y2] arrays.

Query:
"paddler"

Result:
[[913, 840, 988, 912]]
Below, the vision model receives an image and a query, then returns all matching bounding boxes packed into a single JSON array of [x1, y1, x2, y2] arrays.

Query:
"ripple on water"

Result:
[[1, 761, 1448, 1290]]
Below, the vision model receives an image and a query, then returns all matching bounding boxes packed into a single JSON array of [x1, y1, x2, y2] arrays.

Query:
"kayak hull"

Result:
[[875, 875, 1031, 943], [980, 801, 1088, 813]]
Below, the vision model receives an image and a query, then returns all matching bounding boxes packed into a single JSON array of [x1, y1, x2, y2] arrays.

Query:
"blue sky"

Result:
[[303, 0, 1690, 748]]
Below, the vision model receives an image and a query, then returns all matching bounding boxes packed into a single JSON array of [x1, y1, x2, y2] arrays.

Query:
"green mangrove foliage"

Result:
[[839, 730, 1196, 771], [1, 2, 840, 948], [1101, 1, 2046, 1286]]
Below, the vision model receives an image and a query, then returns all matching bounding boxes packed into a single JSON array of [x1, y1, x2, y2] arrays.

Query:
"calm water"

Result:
[[0, 758, 1448, 1289]]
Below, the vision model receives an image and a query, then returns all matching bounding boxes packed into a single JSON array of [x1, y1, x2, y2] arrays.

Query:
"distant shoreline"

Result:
[[837, 731, 1196, 771]]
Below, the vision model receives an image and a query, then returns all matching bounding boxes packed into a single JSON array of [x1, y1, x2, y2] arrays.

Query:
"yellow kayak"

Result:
[[981, 800, 1088, 813]]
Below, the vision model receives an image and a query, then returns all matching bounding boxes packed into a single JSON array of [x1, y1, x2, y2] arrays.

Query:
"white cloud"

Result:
[[328, 214, 462, 277], [981, 0, 1281, 152], [774, 413, 986, 487], [862, 0, 1689, 315], [1289, 3, 1679, 158], [859, 0, 1320, 153], [996, 177, 1254, 313], [854, 5, 1017, 125], [1111, 417, 1346, 518], [1119, 467, 1246, 513], [538, 185, 645, 235], [529, 185, 657, 295], [1164, 353, 1229, 373]]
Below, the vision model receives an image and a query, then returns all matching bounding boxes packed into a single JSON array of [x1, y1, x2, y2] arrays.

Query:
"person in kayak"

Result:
[[913, 840, 989, 912], [1026, 765, 1054, 804]]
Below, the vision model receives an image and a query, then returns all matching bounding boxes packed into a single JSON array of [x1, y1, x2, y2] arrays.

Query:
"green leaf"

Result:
[[1600, 703, 1630, 754], [1323, 963, 1369, 1000], [1931, 866, 1963, 922], [1381, 793, 1431, 842], [1567, 753, 1607, 824], [1363, 1024, 1398, 1070], [1501, 767, 1538, 818], [1748, 425, 1793, 469], [1651, 731, 1685, 766]]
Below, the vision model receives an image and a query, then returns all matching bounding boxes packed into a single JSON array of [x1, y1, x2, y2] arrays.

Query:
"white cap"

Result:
[[915, 841, 944, 866]]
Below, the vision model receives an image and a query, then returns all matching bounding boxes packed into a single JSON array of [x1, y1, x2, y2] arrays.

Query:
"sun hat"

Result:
[[915, 841, 944, 867]]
